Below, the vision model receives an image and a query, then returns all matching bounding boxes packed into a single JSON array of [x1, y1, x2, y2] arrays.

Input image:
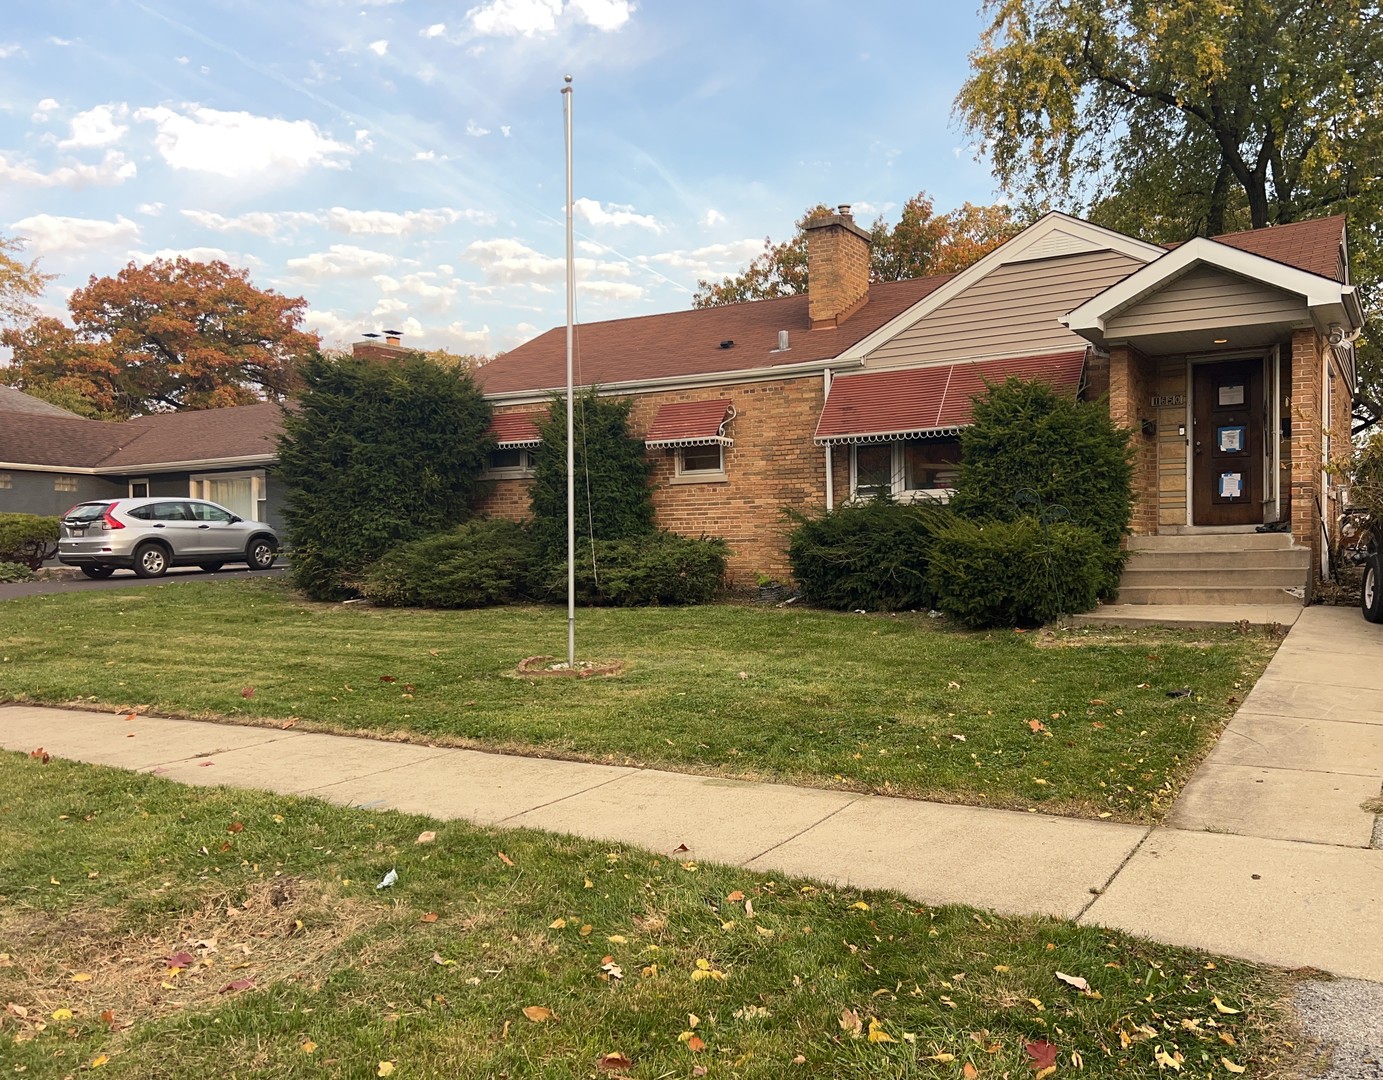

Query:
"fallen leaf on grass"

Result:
[[850, 901, 870, 911], [866, 1018, 894, 1043], [241, 687, 255, 699], [219, 978, 254, 994], [607, 935, 627, 944], [379, 675, 397, 683], [497, 851, 515, 867], [1221, 1058, 1246, 1074], [51, 1008, 73, 1021], [377, 1063, 396, 1077], [839, 1008, 863, 1036], [29, 747, 49, 764], [548, 918, 566, 930], [596, 1053, 633, 1071], [963, 1064, 979, 1079], [687, 1034, 706, 1052], [522, 1006, 555, 1023], [726, 890, 745, 902], [1025, 1039, 1058, 1069], [420, 912, 439, 924], [301, 1041, 317, 1054], [415, 831, 436, 845], [70, 973, 93, 983], [431, 953, 455, 966], [280, 717, 298, 729], [91, 1054, 109, 1068], [1028, 720, 1047, 733], [1055, 971, 1090, 992], [926, 1052, 956, 1062], [227, 822, 244, 834], [1211, 996, 1241, 1014], [1154, 1046, 1184, 1070], [100, 1009, 115, 1027], [693, 1068, 708, 1077]]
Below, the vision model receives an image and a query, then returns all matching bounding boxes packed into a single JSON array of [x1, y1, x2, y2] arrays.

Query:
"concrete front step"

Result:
[[1121, 566, 1307, 589], [1127, 533, 1300, 553], [1071, 604, 1302, 630], [1126, 549, 1311, 570], [1116, 585, 1305, 605]]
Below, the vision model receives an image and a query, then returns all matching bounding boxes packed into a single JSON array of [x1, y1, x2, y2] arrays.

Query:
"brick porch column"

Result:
[[1110, 345, 1157, 535], [1289, 329, 1322, 569]]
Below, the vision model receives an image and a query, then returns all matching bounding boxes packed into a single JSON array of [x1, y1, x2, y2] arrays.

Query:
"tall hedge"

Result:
[[528, 389, 654, 556], [278, 353, 494, 600], [948, 378, 1133, 594]]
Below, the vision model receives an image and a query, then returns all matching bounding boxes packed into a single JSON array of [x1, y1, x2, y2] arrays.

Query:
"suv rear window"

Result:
[[64, 503, 111, 522]]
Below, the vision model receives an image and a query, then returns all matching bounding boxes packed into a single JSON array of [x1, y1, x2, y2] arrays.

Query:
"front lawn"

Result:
[[0, 753, 1304, 1078], [0, 578, 1279, 822]]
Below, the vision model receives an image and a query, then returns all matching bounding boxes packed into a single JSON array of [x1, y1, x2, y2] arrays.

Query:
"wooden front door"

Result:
[[1192, 359, 1263, 526]]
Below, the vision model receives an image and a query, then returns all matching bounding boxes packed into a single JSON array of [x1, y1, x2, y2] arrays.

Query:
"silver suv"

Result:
[[58, 498, 279, 579]]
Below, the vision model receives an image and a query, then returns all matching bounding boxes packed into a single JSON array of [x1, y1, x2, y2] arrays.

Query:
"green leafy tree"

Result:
[[0, 234, 52, 327], [1, 257, 319, 417], [954, 0, 1383, 428], [277, 354, 494, 600], [693, 193, 1019, 307], [528, 390, 654, 556]]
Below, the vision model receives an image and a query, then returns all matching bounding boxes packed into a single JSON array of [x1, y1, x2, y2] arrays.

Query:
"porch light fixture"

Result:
[[1177, 423, 1186, 437], [1140, 418, 1156, 437], [1213, 337, 1228, 344]]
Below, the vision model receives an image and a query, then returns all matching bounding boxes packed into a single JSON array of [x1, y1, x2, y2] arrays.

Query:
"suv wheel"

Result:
[[245, 538, 276, 571], [132, 542, 169, 579], [1364, 551, 1383, 623], [80, 565, 116, 579]]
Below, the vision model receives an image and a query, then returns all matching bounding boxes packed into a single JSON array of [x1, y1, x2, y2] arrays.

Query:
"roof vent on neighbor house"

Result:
[[774, 330, 790, 352], [837, 204, 852, 218], [720, 340, 734, 349], [384, 329, 403, 345]]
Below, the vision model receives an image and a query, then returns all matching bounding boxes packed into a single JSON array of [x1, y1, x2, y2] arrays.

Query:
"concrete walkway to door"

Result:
[[2, 605, 1381, 980]]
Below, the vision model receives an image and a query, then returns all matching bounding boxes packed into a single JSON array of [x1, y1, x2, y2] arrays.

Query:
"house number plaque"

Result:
[[1150, 394, 1186, 407]]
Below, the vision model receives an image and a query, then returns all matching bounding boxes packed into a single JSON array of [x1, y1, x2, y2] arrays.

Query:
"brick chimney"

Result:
[[804, 204, 871, 329]]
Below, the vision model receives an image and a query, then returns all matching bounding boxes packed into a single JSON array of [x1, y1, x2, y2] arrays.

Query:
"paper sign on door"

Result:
[[1217, 425, 1245, 452], [1219, 472, 1243, 498], [1218, 384, 1245, 406]]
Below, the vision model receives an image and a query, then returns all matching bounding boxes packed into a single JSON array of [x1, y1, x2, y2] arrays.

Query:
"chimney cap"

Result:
[[362, 332, 381, 339], [383, 329, 403, 337], [837, 204, 852, 217]]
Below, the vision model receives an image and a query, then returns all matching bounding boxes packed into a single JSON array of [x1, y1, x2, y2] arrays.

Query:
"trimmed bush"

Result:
[[928, 517, 1106, 628], [536, 531, 728, 606], [528, 390, 655, 557], [787, 499, 954, 611], [278, 353, 494, 600], [0, 560, 34, 583], [948, 378, 1133, 595], [360, 520, 537, 608], [0, 513, 59, 570]]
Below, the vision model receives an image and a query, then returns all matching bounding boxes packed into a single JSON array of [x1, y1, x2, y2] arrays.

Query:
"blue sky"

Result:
[[0, 1, 1003, 355]]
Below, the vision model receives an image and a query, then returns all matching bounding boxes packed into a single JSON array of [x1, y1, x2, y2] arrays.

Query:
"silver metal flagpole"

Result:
[[562, 74, 576, 668]]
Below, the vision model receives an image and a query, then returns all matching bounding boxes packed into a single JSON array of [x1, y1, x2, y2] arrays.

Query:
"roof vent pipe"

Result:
[[777, 330, 790, 352]]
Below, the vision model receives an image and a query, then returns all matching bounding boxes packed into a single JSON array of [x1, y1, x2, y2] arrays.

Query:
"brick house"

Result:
[[473, 209, 1363, 603]]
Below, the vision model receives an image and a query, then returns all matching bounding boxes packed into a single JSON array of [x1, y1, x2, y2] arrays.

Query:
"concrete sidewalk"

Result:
[[4, 598, 1382, 982]]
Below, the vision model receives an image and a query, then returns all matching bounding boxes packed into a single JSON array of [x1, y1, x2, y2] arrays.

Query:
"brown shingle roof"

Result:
[[1199, 216, 1346, 280], [475, 276, 952, 396], [0, 402, 283, 471], [0, 385, 86, 419], [644, 399, 734, 447]]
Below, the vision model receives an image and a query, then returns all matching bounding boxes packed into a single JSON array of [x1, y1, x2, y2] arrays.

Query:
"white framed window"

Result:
[[485, 446, 536, 478], [849, 438, 961, 502], [190, 470, 267, 522], [0, 473, 11, 490], [128, 478, 150, 498], [673, 443, 726, 482], [53, 475, 78, 492]]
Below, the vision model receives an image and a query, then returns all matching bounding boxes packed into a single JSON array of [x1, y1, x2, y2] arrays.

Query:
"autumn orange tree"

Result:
[[0, 257, 320, 417], [693, 193, 1019, 307]]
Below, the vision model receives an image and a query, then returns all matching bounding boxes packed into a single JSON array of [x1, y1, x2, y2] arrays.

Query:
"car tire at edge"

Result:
[[1363, 551, 1383, 623], [131, 542, 169, 579]]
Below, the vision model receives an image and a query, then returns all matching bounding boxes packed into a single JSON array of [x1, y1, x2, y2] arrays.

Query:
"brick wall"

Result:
[[477, 377, 829, 585], [804, 214, 871, 329], [1109, 345, 1158, 534], [1289, 329, 1323, 576]]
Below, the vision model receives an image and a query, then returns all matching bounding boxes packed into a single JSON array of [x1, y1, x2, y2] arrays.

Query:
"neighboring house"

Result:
[[471, 209, 1362, 602], [0, 395, 285, 529]]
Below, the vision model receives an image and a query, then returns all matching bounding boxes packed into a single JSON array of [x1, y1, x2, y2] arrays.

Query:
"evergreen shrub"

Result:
[[928, 516, 1105, 628], [786, 499, 954, 611], [0, 513, 59, 569], [948, 378, 1133, 595], [360, 520, 536, 608], [535, 531, 728, 606], [278, 354, 493, 600], [0, 560, 34, 583]]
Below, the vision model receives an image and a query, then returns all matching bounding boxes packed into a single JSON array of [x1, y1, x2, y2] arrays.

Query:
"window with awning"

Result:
[[486, 413, 543, 477], [645, 399, 736, 480]]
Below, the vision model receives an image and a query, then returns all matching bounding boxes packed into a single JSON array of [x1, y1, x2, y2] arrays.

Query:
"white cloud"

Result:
[[12, 213, 139, 253], [137, 201, 164, 216], [500, 124, 512, 137], [573, 196, 662, 233], [569, 0, 633, 31], [354, 128, 374, 151], [464, 236, 640, 300], [432, 320, 491, 349], [701, 208, 725, 227], [47, 36, 73, 47], [579, 280, 643, 300], [286, 244, 396, 279], [130, 245, 259, 267], [373, 271, 462, 312], [303, 308, 368, 347], [465, 120, 490, 137], [182, 208, 319, 238], [0, 150, 136, 188], [31, 97, 60, 122], [414, 150, 438, 161], [368, 39, 389, 56], [176, 55, 190, 65], [644, 239, 765, 278], [372, 297, 409, 316], [0, 44, 25, 59], [576, 240, 604, 255], [324, 206, 489, 235], [59, 103, 129, 150], [134, 105, 354, 179], [422, 22, 447, 37]]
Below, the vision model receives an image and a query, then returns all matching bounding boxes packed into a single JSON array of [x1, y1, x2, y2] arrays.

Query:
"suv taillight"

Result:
[[101, 507, 124, 530]]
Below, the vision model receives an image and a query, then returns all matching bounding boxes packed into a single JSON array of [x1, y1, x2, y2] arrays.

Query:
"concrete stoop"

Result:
[[1074, 532, 1310, 628]]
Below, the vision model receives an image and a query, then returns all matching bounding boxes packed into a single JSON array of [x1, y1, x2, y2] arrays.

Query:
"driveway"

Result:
[[0, 564, 287, 600]]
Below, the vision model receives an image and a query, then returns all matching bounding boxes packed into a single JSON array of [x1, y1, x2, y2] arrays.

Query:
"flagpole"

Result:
[[562, 74, 576, 668]]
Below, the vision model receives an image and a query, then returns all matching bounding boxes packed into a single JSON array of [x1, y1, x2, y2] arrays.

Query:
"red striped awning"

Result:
[[489, 412, 543, 448], [644, 399, 736, 448], [814, 350, 1087, 445]]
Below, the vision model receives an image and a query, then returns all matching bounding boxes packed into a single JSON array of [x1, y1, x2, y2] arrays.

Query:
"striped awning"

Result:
[[645, 399, 736, 448], [489, 413, 543, 448], [814, 350, 1087, 445]]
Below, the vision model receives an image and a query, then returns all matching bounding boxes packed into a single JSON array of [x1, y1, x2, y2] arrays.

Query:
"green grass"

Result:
[[0, 578, 1280, 822], [0, 753, 1305, 1078]]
